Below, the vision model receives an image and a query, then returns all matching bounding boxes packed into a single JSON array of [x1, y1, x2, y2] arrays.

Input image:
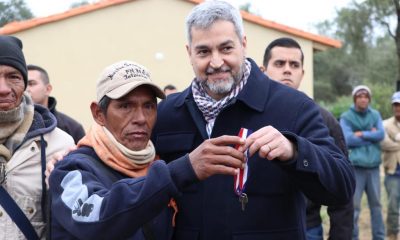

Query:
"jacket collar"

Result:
[[47, 96, 58, 114], [24, 104, 57, 141], [174, 58, 270, 113]]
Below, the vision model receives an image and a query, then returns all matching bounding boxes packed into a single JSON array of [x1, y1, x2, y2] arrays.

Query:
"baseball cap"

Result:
[[352, 85, 371, 98], [96, 61, 165, 101], [392, 91, 400, 104]]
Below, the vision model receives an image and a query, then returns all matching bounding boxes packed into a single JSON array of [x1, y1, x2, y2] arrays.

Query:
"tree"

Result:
[[314, 1, 398, 92], [238, 2, 261, 16], [334, 0, 399, 83], [314, 47, 356, 102], [313, 1, 398, 118], [70, 1, 90, 9], [239, 2, 251, 12], [0, 0, 33, 27], [364, 0, 399, 82], [367, 35, 397, 85]]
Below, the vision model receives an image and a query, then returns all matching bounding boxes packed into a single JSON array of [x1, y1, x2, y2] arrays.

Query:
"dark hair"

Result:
[[98, 95, 111, 115], [27, 64, 50, 84], [163, 84, 177, 91], [262, 37, 304, 67]]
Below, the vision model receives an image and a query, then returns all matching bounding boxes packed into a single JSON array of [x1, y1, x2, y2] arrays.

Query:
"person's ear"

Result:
[[90, 102, 106, 126], [46, 84, 53, 96], [186, 44, 194, 66], [241, 36, 247, 56], [186, 45, 192, 57], [259, 65, 266, 72], [242, 35, 247, 49]]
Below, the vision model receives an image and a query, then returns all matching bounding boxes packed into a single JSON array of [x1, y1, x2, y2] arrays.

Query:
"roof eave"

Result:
[[0, 0, 133, 35], [240, 11, 341, 49], [184, 0, 341, 49], [0, 0, 341, 49]]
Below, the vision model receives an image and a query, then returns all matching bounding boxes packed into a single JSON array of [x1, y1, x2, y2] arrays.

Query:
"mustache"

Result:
[[206, 65, 231, 75]]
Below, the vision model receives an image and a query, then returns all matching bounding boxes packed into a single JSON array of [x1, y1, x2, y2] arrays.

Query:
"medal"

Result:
[[234, 128, 251, 211]]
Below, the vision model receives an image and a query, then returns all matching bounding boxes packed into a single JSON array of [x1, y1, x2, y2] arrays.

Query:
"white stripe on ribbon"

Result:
[[234, 128, 250, 196]]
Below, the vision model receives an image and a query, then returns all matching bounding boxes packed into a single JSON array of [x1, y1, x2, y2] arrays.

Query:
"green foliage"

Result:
[[0, 0, 33, 27], [70, 1, 90, 9], [367, 81, 394, 119], [318, 81, 394, 120], [314, 48, 358, 100], [319, 96, 353, 119], [314, 81, 336, 102], [314, 1, 399, 119], [335, 3, 373, 60], [364, 0, 396, 33], [366, 35, 398, 85], [239, 2, 251, 12], [238, 2, 261, 16]]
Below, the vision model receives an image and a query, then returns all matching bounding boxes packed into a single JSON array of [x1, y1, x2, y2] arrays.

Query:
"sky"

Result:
[[24, 0, 352, 34]]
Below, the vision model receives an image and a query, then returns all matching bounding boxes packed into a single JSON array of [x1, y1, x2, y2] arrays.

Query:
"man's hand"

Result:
[[189, 135, 245, 180], [354, 131, 363, 137], [355, 128, 375, 137], [45, 145, 77, 188], [241, 126, 295, 161]]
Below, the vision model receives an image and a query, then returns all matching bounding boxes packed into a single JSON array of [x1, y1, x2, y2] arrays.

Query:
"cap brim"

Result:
[[106, 81, 166, 100]]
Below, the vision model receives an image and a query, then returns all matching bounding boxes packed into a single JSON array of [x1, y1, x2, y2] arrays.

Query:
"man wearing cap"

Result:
[[380, 91, 400, 240], [48, 60, 245, 239], [0, 35, 75, 239], [340, 85, 385, 240]]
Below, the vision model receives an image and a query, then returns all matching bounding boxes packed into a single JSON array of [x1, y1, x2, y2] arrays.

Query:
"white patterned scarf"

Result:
[[192, 59, 251, 137]]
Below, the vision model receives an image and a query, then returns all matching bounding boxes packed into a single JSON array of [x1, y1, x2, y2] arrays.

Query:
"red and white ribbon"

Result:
[[234, 128, 252, 196]]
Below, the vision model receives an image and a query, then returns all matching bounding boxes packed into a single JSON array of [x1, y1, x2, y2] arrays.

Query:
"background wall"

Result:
[[12, 0, 316, 130]]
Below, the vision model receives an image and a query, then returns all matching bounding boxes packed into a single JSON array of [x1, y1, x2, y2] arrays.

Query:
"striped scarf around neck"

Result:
[[192, 59, 251, 137]]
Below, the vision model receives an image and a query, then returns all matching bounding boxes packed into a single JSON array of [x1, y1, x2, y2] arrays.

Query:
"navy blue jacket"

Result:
[[49, 147, 198, 239], [306, 106, 353, 240], [152, 58, 355, 240], [48, 96, 85, 144]]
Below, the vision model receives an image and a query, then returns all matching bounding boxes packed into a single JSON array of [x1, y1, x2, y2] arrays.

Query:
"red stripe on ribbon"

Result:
[[234, 128, 251, 196]]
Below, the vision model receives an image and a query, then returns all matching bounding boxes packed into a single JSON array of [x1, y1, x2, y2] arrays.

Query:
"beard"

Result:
[[200, 63, 245, 96]]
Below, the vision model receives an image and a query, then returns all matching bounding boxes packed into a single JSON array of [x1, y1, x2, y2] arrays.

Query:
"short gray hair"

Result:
[[185, 0, 244, 45]]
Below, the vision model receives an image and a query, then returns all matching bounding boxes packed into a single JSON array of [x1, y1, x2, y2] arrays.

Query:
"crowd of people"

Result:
[[0, 1, 399, 240]]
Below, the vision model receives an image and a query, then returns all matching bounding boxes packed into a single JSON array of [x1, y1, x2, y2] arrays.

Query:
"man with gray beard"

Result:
[[151, 1, 355, 239]]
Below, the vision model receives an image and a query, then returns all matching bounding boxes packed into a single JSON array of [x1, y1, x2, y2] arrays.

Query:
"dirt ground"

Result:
[[322, 197, 387, 240], [322, 168, 389, 240]]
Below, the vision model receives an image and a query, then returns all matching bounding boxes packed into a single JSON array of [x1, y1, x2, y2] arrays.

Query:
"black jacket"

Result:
[[306, 106, 354, 240], [152, 59, 355, 240], [48, 96, 85, 144]]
